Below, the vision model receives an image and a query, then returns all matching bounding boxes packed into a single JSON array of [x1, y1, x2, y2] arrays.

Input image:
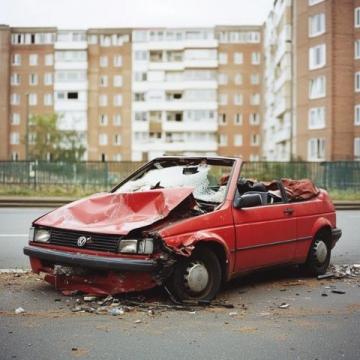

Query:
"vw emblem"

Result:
[[77, 236, 88, 247]]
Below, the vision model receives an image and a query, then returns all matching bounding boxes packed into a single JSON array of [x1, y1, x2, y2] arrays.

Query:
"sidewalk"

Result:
[[0, 196, 359, 209]]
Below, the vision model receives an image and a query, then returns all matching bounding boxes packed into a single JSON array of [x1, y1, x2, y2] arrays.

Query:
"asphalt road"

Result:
[[0, 208, 359, 360]]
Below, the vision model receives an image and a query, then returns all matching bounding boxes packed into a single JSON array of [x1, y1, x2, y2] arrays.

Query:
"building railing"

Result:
[[0, 161, 359, 191]]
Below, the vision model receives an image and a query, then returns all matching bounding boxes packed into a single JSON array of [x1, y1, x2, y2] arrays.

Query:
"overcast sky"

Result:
[[1, 0, 273, 28]]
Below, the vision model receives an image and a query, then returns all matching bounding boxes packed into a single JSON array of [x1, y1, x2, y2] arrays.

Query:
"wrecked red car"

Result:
[[24, 157, 342, 300]]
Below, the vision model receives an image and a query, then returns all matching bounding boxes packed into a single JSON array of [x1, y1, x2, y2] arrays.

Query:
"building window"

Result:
[[309, 75, 326, 99], [99, 94, 108, 106], [45, 54, 54, 66], [113, 55, 122, 67], [234, 73, 242, 85], [218, 52, 228, 65], [355, 105, 360, 125], [249, 154, 260, 161], [251, 52, 261, 65], [308, 107, 325, 129], [250, 93, 260, 105], [309, 13, 326, 37], [233, 52, 243, 64], [234, 94, 243, 106], [114, 94, 123, 107], [355, 72, 360, 92], [309, 0, 325, 5], [355, 40, 360, 59], [218, 113, 226, 125], [134, 93, 145, 102], [308, 138, 325, 160], [135, 112, 147, 121], [355, 138, 360, 159], [44, 94, 53, 106], [99, 134, 108, 146], [113, 114, 121, 126], [355, 7, 360, 28], [250, 73, 260, 85], [10, 73, 20, 86], [10, 132, 20, 145], [135, 72, 147, 82], [218, 73, 228, 85], [234, 113, 242, 125], [10, 93, 20, 105], [11, 54, 21, 66], [114, 134, 122, 146], [249, 113, 260, 125], [100, 75, 108, 87], [29, 54, 38, 66], [113, 75, 123, 87], [251, 133, 260, 146], [134, 50, 148, 61], [100, 56, 108, 67], [99, 114, 108, 126], [219, 134, 228, 146], [29, 73, 38, 86], [219, 94, 228, 105], [44, 73, 53, 85], [234, 134, 243, 146], [309, 44, 326, 70], [28, 93, 37, 106], [11, 113, 20, 125]]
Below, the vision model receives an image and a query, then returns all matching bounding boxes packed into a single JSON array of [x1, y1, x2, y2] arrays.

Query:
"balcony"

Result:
[[163, 120, 218, 132]]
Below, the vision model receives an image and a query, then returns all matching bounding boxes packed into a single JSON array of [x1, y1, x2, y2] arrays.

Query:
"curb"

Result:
[[0, 197, 360, 210]]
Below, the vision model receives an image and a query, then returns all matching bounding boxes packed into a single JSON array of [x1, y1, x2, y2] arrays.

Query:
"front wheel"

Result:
[[302, 238, 331, 276], [166, 246, 222, 301]]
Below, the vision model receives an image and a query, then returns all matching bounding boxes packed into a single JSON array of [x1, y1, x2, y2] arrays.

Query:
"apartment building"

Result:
[[87, 28, 132, 161], [263, 0, 293, 161], [216, 26, 263, 161], [293, 0, 360, 161], [130, 28, 219, 161], [2, 26, 56, 161]]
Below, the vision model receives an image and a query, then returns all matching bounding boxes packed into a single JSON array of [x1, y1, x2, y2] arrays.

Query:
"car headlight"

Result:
[[34, 229, 51, 243], [118, 238, 154, 254], [29, 227, 35, 242]]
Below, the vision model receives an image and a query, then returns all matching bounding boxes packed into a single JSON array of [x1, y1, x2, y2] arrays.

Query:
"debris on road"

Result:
[[83, 296, 97, 302], [278, 303, 290, 309], [15, 307, 25, 314], [319, 264, 360, 280], [229, 311, 238, 317], [331, 289, 346, 295], [0, 269, 30, 274]]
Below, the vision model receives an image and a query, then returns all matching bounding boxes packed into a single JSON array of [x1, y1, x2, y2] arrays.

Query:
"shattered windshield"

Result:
[[115, 159, 234, 203]]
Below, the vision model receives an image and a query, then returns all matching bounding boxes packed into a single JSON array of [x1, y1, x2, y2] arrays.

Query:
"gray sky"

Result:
[[1, 0, 273, 28]]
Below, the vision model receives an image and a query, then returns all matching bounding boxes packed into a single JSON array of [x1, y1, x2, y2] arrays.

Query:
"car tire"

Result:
[[302, 238, 331, 276], [166, 246, 222, 301]]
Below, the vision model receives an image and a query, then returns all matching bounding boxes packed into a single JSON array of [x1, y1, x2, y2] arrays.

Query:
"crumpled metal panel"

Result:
[[35, 188, 194, 235]]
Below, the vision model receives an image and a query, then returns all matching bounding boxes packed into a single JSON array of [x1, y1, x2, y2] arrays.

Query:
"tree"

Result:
[[26, 114, 86, 161]]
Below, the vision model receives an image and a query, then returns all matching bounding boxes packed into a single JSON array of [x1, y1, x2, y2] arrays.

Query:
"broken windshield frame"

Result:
[[112, 157, 236, 204]]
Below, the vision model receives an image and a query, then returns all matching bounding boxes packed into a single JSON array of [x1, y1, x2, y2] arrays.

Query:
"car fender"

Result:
[[162, 230, 233, 279], [310, 217, 333, 242]]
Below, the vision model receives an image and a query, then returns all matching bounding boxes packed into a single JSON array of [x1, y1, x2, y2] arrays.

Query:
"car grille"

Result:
[[48, 228, 120, 253]]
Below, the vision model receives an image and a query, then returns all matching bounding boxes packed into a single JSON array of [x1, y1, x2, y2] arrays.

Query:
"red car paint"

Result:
[[24, 157, 340, 296]]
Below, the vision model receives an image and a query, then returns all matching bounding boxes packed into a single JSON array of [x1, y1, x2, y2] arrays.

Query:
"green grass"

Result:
[[328, 190, 360, 201]]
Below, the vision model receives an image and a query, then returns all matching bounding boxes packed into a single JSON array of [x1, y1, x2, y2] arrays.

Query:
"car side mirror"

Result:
[[234, 193, 263, 209]]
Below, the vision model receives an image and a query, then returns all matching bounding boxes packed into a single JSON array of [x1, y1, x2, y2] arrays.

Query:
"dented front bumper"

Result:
[[23, 245, 164, 295], [23, 245, 159, 272]]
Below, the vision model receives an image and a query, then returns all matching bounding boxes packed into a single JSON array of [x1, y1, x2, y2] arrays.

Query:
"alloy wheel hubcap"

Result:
[[314, 240, 328, 263], [184, 261, 209, 293]]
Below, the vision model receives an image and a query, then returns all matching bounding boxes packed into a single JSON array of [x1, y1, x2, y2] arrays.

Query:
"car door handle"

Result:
[[283, 207, 294, 215]]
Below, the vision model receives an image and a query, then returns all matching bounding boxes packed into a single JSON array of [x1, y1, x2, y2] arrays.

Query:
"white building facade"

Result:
[[130, 28, 219, 161]]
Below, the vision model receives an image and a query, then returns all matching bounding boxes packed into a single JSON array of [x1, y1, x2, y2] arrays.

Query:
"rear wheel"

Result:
[[166, 246, 222, 301], [303, 238, 331, 276]]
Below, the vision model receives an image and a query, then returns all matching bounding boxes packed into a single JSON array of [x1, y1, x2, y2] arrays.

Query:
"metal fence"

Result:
[[0, 160, 359, 191]]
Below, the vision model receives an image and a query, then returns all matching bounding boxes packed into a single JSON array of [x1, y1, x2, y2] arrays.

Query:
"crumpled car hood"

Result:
[[34, 188, 194, 235]]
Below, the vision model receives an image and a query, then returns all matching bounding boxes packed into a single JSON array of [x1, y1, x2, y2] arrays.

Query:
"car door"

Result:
[[232, 197, 297, 273]]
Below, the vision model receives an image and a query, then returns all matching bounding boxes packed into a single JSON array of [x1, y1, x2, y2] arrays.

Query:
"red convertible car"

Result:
[[24, 157, 341, 300]]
